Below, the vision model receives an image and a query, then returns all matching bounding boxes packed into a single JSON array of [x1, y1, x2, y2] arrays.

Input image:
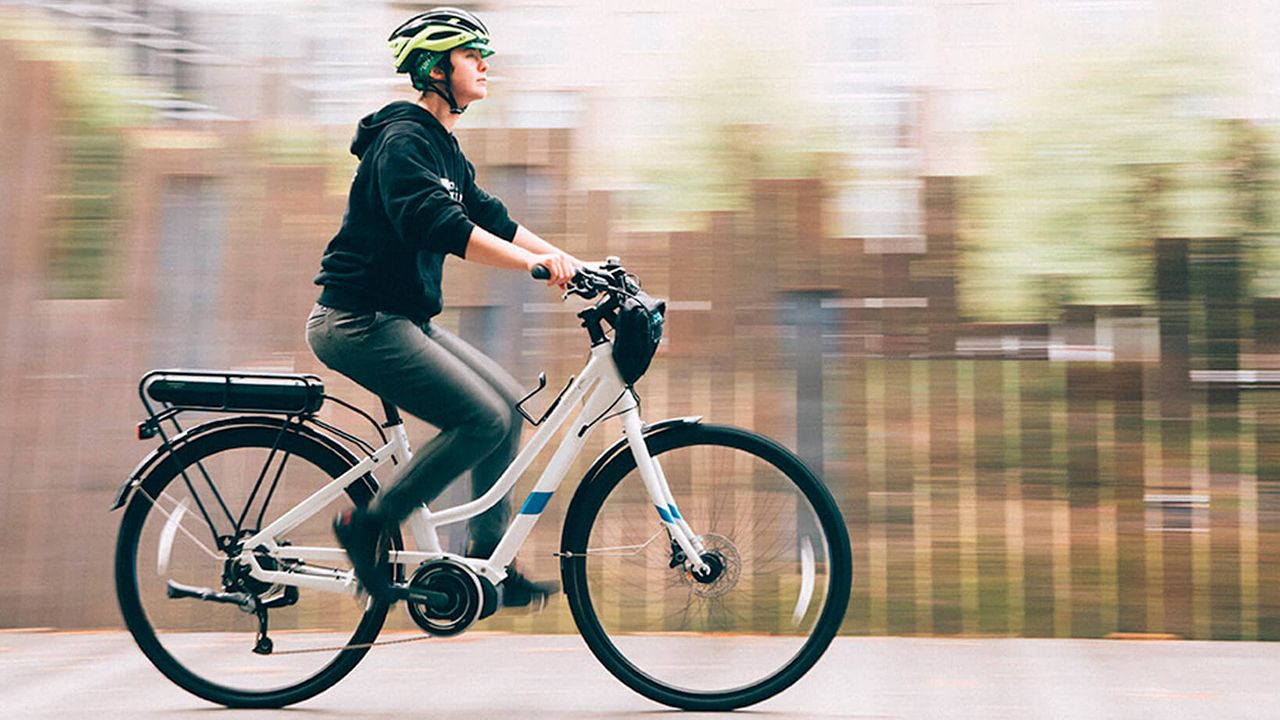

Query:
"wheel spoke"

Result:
[[116, 422, 395, 708], [561, 425, 851, 710]]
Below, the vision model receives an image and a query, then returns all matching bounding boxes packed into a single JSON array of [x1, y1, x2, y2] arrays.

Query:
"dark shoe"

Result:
[[332, 508, 391, 603], [499, 565, 560, 611]]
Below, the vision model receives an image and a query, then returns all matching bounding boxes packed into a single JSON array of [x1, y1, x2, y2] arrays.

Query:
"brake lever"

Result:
[[563, 285, 599, 301]]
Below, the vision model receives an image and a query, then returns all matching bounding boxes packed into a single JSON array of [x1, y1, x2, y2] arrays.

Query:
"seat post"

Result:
[[380, 398, 403, 427]]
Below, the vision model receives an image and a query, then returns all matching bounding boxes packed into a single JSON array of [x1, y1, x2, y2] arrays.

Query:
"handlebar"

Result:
[[531, 262, 628, 301], [530, 259, 646, 345]]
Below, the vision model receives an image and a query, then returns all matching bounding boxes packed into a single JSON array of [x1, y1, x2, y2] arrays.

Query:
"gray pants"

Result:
[[305, 303, 523, 554]]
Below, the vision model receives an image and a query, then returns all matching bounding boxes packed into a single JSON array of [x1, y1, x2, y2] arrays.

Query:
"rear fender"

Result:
[[110, 415, 365, 511]]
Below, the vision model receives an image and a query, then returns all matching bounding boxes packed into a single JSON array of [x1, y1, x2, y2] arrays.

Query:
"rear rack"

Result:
[[137, 369, 325, 440], [134, 368, 393, 463]]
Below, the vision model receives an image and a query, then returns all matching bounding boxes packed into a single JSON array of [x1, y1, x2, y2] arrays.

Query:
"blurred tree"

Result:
[[960, 41, 1280, 321], [1227, 119, 1280, 298], [619, 13, 847, 231], [51, 51, 156, 299], [2, 14, 155, 299]]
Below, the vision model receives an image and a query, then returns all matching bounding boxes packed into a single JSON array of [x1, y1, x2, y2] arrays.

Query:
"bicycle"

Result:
[[112, 259, 852, 711]]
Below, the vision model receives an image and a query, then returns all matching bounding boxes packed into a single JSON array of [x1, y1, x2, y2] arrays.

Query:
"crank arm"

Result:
[[391, 584, 451, 608]]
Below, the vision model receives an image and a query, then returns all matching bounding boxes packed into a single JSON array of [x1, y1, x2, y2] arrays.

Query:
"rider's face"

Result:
[[440, 48, 488, 106]]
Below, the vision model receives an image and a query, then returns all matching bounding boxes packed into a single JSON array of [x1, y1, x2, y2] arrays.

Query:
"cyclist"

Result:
[[305, 7, 576, 607]]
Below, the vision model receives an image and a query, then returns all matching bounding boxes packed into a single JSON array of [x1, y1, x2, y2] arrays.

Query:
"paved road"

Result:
[[1, 630, 1275, 719]]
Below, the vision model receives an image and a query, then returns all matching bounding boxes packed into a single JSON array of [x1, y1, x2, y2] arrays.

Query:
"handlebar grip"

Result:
[[531, 265, 551, 281]]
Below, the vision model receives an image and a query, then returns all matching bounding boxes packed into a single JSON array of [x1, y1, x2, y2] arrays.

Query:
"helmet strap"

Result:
[[422, 55, 466, 115]]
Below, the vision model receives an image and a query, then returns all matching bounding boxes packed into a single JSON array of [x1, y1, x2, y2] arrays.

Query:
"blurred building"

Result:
[[23, 0, 396, 122], [7, 1, 1280, 638], [24, 0, 1280, 148]]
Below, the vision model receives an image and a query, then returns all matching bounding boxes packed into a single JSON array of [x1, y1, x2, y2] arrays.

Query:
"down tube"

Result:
[[485, 369, 632, 570], [421, 351, 614, 530]]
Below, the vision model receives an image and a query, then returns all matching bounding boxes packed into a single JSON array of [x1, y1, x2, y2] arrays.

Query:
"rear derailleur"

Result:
[[165, 543, 298, 655]]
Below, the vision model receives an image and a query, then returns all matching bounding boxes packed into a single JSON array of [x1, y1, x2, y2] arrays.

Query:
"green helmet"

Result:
[[388, 7, 494, 102]]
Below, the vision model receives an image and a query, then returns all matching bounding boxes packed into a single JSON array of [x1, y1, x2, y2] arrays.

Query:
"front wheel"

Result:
[[560, 424, 852, 711]]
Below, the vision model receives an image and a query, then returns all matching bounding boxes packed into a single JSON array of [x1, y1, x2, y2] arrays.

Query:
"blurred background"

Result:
[[2, 0, 1280, 641]]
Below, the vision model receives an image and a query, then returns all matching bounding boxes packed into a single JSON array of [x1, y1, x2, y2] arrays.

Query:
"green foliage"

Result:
[[1235, 123, 1280, 298], [620, 33, 846, 230], [49, 130, 125, 300], [255, 125, 331, 166], [4, 12, 157, 299], [961, 41, 1280, 321]]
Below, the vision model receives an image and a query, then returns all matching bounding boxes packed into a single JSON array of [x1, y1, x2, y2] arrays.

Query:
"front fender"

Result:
[[109, 415, 354, 511], [559, 416, 701, 569]]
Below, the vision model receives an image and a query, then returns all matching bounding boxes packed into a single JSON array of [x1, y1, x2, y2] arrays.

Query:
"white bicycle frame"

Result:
[[234, 342, 707, 595]]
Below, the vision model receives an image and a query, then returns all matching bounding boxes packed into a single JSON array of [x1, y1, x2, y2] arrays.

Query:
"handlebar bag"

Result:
[[612, 290, 665, 386]]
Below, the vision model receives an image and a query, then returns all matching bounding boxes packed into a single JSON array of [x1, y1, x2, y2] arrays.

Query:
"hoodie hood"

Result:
[[350, 101, 448, 159]]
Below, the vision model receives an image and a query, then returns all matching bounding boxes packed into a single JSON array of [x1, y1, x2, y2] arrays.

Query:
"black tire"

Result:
[[115, 420, 398, 708], [560, 424, 852, 711]]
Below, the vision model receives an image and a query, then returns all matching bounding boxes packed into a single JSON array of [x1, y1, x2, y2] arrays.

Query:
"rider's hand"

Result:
[[528, 252, 577, 288]]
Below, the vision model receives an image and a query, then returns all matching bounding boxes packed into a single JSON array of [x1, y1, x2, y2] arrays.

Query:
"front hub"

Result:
[[692, 551, 726, 584], [680, 533, 741, 598]]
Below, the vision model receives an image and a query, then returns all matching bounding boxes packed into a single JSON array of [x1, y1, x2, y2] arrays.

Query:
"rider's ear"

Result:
[[429, 50, 455, 80]]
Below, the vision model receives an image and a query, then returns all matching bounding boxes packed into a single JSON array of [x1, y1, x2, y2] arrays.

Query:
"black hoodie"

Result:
[[314, 101, 518, 323]]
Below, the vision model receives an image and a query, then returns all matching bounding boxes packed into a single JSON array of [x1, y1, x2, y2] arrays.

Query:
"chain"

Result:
[[269, 632, 435, 656]]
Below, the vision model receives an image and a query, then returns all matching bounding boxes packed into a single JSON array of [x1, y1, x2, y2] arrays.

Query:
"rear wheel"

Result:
[[115, 421, 398, 708], [560, 424, 852, 710]]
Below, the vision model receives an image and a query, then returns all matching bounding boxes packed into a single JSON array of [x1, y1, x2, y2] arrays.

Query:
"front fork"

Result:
[[621, 412, 708, 574]]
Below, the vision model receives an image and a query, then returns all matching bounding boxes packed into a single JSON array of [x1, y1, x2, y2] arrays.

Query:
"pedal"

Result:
[[490, 585, 550, 615]]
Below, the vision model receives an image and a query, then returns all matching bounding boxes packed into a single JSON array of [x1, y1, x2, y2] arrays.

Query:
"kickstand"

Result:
[[252, 598, 273, 655], [251, 586, 299, 654]]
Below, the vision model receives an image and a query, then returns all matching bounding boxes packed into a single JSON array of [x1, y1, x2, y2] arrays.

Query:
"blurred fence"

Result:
[[3, 41, 1280, 640]]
